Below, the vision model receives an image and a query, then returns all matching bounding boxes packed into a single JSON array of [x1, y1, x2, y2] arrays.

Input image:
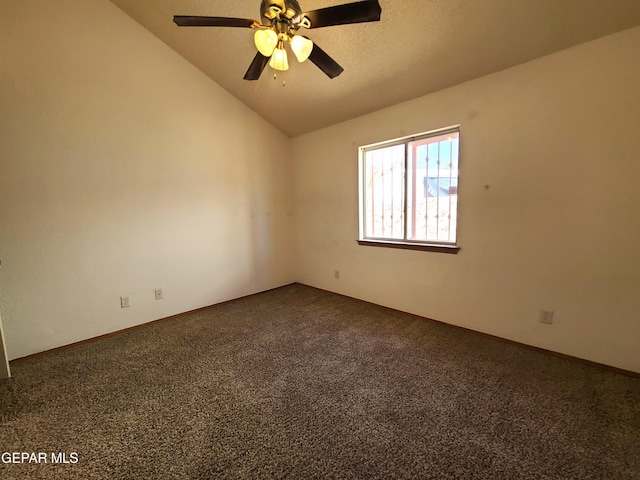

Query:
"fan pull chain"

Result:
[[272, 73, 287, 87]]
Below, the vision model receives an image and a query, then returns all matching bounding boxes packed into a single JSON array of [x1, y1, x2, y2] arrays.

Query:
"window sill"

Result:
[[357, 239, 460, 254]]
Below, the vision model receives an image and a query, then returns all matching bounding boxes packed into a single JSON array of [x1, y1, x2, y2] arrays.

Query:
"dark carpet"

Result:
[[1, 284, 638, 479]]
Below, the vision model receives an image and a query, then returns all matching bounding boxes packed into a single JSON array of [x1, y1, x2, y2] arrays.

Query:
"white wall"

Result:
[[0, 0, 294, 359], [293, 27, 640, 373], [1, 1, 637, 374]]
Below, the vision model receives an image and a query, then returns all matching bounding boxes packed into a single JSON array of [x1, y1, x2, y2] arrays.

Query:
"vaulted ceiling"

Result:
[[108, 0, 640, 137]]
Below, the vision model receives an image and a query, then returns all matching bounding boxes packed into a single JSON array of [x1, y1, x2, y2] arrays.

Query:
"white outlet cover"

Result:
[[540, 310, 554, 324]]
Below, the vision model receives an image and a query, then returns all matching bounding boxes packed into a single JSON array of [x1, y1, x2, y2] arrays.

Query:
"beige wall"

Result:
[[293, 26, 640, 373], [0, 0, 294, 359], [1, 0, 638, 374]]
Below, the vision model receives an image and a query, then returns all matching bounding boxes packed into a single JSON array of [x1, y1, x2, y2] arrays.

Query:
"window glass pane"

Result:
[[406, 132, 459, 243], [363, 144, 404, 239]]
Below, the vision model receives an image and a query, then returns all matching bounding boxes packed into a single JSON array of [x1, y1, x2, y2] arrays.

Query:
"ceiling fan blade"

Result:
[[308, 42, 344, 79], [304, 0, 381, 29], [243, 52, 270, 81], [173, 16, 258, 28]]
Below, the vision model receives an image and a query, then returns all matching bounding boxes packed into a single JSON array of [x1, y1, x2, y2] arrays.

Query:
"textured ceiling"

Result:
[[108, 0, 640, 137]]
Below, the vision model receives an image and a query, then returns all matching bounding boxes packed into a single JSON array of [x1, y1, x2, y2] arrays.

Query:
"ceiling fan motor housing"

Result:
[[260, 0, 303, 23]]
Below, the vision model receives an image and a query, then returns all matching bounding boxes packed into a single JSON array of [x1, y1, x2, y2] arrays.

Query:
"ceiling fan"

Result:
[[173, 0, 382, 80]]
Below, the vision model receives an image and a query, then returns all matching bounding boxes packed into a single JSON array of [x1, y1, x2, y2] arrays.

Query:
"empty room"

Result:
[[1, 0, 639, 478]]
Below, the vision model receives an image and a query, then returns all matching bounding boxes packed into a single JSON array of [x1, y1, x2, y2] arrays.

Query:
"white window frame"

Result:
[[358, 125, 461, 254]]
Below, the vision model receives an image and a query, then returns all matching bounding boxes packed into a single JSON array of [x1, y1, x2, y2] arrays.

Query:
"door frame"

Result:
[[0, 312, 10, 379]]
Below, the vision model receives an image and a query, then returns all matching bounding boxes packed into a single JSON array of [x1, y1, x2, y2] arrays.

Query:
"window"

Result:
[[358, 126, 460, 253]]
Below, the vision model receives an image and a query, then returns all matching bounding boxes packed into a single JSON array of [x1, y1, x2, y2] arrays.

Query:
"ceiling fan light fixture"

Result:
[[290, 35, 313, 62], [269, 42, 289, 71], [174, 0, 382, 80], [254, 29, 278, 57]]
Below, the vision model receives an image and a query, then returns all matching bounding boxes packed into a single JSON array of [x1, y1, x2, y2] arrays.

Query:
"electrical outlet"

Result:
[[120, 296, 131, 308], [154, 289, 163, 300], [335, 270, 340, 279], [540, 310, 554, 325]]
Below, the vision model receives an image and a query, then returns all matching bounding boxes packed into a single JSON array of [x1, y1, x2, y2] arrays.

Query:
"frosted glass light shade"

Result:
[[290, 35, 313, 62], [269, 47, 289, 71], [254, 29, 278, 57]]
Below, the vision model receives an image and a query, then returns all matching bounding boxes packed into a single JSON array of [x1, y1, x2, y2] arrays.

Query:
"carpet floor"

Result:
[[1, 284, 638, 479]]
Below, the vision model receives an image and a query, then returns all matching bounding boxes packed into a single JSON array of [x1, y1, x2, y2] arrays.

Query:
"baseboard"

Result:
[[299, 283, 640, 379], [10, 283, 296, 365], [11, 282, 638, 378]]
